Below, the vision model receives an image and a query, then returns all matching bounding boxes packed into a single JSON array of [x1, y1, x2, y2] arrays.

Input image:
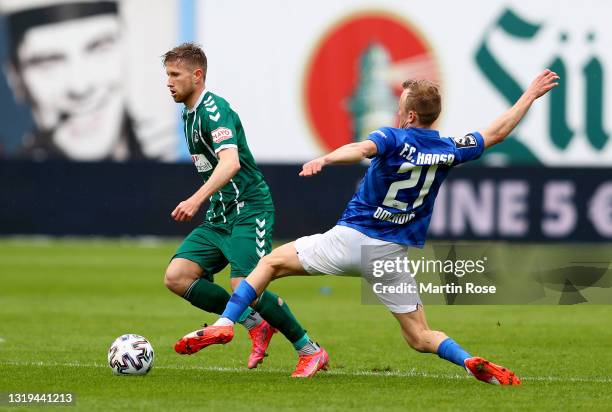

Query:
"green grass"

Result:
[[1, 238, 611, 411]]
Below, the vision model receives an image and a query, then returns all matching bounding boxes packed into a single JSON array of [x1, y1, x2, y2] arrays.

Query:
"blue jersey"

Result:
[[337, 127, 485, 247]]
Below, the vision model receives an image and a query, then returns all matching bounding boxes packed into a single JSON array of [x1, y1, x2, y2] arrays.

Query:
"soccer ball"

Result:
[[107, 334, 154, 375]]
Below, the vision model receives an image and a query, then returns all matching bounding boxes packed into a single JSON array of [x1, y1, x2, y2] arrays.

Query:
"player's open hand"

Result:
[[171, 197, 202, 222], [299, 157, 326, 177], [527, 69, 560, 99]]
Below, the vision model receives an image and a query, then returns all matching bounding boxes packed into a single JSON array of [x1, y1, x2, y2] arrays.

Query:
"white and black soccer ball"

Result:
[[107, 334, 154, 375]]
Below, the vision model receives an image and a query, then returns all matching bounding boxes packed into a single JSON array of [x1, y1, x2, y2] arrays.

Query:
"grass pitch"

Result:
[[1, 238, 611, 411]]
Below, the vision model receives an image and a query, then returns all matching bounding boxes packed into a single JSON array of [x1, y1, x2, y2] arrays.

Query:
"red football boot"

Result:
[[247, 320, 277, 369], [174, 325, 234, 355], [464, 356, 521, 385], [291, 347, 329, 378]]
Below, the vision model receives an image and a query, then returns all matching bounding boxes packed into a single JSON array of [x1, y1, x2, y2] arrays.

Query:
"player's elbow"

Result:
[[483, 131, 506, 148], [224, 157, 241, 175], [346, 143, 372, 160], [492, 130, 508, 144], [218, 148, 241, 174], [359, 147, 372, 159], [358, 140, 378, 158]]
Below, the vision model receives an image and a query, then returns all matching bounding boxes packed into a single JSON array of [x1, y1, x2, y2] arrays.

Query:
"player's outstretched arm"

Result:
[[481, 69, 559, 148], [299, 140, 378, 177], [171, 148, 241, 221]]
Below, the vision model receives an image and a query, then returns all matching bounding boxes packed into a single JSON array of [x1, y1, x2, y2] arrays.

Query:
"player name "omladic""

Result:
[[373, 207, 415, 224], [372, 282, 497, 294]]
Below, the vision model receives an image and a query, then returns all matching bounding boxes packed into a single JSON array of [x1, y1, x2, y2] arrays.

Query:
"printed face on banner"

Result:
[[1, 1, 178, 162], [13, 14, 125, 160], [304, 12, 440, 152]]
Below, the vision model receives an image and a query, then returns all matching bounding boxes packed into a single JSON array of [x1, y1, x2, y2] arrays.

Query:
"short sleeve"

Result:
[[450, 131, 485, 165], [366, 128, 397, 158], [210, 108, 239, 153]]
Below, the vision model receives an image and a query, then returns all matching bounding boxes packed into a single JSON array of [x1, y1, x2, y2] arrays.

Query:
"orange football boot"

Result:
[[247, 320, 277, 369], [174, 324, 234, 355], [291, 347, 329, 378], [464, 356, 521, 385]]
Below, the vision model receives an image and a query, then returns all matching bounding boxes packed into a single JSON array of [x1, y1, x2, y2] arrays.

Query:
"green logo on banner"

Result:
[[475, 8, 609, 165]]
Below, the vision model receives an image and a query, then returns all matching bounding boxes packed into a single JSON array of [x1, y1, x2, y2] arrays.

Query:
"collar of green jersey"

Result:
[[185, 88, 208, 115]]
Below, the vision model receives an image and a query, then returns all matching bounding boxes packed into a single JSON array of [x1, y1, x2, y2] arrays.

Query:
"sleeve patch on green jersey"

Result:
[[212, 127, 233, 143], [204, 95, 220, 122]]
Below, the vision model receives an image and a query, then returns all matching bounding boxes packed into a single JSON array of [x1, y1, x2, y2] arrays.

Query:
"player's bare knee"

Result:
[[259, 254, 286, 279], [164, 265, 194, 295], [163, 268, 182, 293], [164, 259, 202, 294]]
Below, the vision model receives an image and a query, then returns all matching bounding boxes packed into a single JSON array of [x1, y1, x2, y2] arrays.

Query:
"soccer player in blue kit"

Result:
[[174, 70, 559, 381]]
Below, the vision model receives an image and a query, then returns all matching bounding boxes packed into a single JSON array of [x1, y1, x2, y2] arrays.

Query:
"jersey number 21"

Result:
[[382, 163, 438, 212]]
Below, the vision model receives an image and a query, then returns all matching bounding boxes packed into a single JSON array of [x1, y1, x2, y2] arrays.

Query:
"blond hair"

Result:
[[401, 79, 441, 126]]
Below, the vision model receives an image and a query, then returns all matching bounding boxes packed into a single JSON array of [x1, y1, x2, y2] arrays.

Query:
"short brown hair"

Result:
[[401, 79, 441, 126], [162, 42, 207, 74]]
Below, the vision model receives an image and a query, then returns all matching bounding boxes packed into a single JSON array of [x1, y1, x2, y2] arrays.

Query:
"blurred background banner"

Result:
[[1, 162, 611, 241], [197, 0, 612, 165], [198, 0, 612, 166], [0, 0, 611, 239], [1, 0, 611, 165]]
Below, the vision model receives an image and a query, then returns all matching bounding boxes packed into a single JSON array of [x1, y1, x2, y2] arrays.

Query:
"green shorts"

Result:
[[173, 208, 274, 280]]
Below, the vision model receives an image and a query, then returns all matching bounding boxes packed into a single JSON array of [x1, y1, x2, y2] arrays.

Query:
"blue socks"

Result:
[[437, 338, 472, 368], [221, 280, 257, 322]]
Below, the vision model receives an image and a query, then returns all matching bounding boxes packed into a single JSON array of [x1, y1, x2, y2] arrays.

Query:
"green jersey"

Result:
[[182, 89, 274, 225]]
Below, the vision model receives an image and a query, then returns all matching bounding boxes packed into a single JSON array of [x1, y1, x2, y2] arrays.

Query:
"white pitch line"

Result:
[[1, 360, 611, 384], [0, 338, 5, 344]]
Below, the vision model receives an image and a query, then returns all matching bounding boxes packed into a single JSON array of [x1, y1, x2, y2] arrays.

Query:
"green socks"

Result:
[[292, 332, 320, 354], [183, 278, 231, 315], [183, 279, 262, 331], [254, 290, 307, 344]]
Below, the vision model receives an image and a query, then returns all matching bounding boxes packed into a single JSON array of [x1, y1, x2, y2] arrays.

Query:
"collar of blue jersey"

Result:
[[186, 88, 208, 114], [408, 127, 440, 138]]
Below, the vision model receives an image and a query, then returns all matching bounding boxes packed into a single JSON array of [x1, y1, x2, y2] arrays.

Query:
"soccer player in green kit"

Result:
[[162, 43, 319, 373]]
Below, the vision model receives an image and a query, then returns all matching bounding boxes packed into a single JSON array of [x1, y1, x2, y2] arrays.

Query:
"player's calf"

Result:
[[401, 327, 448, 353], [393, 308, 448, 353]]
